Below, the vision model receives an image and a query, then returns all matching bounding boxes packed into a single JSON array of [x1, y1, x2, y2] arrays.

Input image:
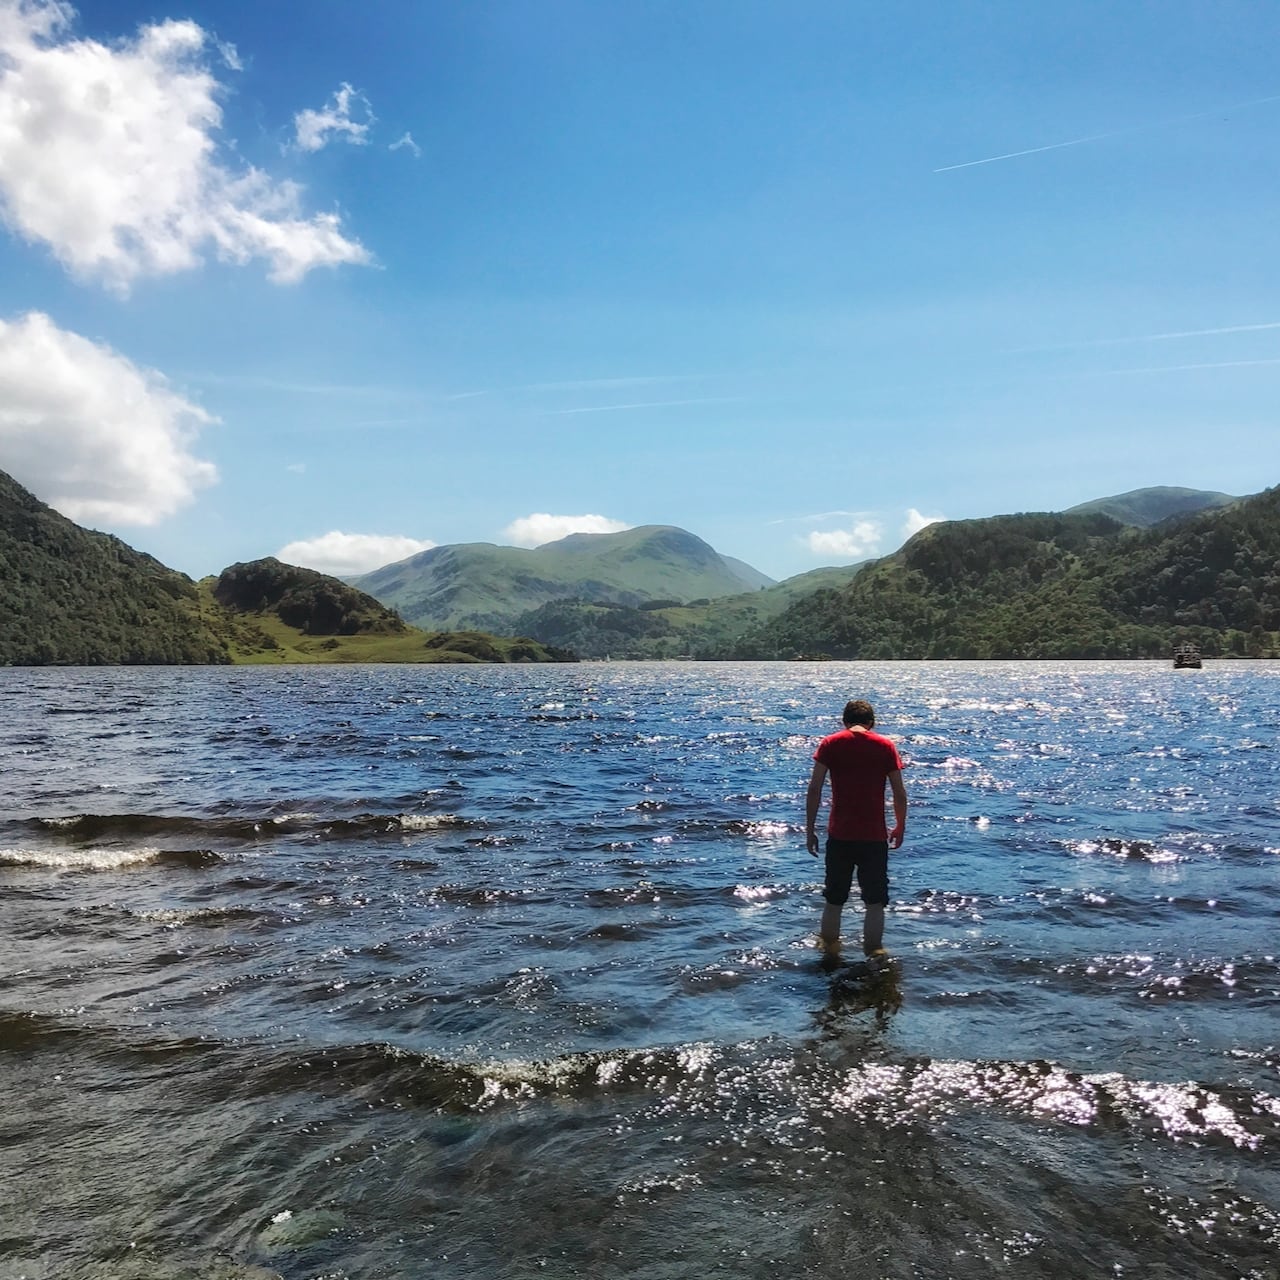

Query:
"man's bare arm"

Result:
[[888, 769, 907, 849], [805, 762, 827, 856]]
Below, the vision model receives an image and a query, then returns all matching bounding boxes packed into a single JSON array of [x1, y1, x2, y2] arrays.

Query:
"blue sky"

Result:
[[1, 0, 1277, 582]]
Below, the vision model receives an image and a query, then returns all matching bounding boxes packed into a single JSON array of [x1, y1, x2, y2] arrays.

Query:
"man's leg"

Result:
[[862, 903, 885, 955], [819, 902, 843, 951], [854, 842, 890, 961], [820, 839, 855, 954]]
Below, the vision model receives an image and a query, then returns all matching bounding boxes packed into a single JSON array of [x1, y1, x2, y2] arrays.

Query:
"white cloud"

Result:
[[276, 531, 436, 576], [504, 513, 631, 548], [806, 519, 883, 561], [213, 38, 241, 71], [0, 0, 369, 290], [903, 508, 944, 537], [293, 82, 373, 153], [0, 311, 217, 525], [389, 131, 421, 158]]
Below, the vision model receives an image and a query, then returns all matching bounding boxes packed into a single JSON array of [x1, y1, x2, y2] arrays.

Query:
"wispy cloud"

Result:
[[1086, 357, 1280, 377], [1015, 321, 1280, 353], [543, 396, 743, 416], [389, 131, 421, 158], [769, 510, 860, 525], [935, 92, 1280, 173], [293, 83, 374, 152], [528, 375, 703, 393], [185, 372, 424, 399]]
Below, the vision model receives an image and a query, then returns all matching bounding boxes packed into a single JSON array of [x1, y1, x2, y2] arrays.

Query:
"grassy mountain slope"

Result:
[[735, 489, 1280, 659], [206, 559, 576, 664], [354, 525, 776, 631], [1064, 486, 1240, 527], [0, 469, 229, 665]]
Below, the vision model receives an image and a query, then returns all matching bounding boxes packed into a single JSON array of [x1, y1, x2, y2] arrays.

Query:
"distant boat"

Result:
[[1173, 642, 1202, 669]]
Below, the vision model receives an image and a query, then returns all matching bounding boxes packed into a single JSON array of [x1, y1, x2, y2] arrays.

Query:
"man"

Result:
[[805, 699, 907, 969]]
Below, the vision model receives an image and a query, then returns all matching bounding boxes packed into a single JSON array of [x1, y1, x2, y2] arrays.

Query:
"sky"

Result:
[[1, 0, 1278, 583]]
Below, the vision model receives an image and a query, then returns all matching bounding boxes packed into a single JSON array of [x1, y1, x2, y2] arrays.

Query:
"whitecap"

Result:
[[0, 846, 160, 871]]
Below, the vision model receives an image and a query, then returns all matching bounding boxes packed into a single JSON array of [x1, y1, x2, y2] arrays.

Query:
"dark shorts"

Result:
[[824, 838, 889, 906]]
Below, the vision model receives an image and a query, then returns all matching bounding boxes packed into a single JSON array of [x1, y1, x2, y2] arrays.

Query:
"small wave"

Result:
[[2, 846, 161, 871], [723, 819, 793, 839], [30, 810, 473, 843], [135, 905, 261, 928], [733, 884, 788, 902], [1070, 837, 1183, 864], [826, 1058, 1279, 1151]]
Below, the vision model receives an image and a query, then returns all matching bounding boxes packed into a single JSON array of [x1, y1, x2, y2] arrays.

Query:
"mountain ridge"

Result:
[[353, 523, 776, 632]]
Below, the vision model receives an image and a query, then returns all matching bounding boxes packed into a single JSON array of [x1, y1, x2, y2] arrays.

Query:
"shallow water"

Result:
[[1, 661, 1277, 1279]]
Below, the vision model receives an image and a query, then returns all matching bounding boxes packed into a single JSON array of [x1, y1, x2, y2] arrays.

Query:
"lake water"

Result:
[[1, 661, 1277, 1279]]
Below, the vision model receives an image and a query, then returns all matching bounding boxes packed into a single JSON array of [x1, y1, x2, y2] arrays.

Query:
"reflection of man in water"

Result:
[[805, 699, 907, 967]]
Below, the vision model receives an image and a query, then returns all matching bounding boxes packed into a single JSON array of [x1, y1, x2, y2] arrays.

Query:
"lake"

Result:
[[1, 661, 1277, 1279]]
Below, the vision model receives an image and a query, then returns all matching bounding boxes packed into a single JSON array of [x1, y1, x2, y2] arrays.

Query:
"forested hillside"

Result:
[[728, 489, 1280, 659], [0, 470, 229, 665], [512, 560, 868, 659], [0, 471, 576, 666], [214, 559, 409, 636]]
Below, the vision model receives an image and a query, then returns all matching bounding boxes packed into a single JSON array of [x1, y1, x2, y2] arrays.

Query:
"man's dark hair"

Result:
[[842, 699, 876, 728]]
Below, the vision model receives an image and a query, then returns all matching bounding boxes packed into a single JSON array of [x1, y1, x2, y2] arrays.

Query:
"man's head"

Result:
[[842, 699, 876, 728]]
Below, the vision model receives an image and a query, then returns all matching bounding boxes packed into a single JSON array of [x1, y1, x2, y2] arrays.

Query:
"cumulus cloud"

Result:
[[806, 519, 883, 561], [293, 82, 373, 153], [503, 513, 631, 548], [0, 311, 217, 525], [903, 508, 944, 537], [389, 131, 421, 158], [0, 0, 369, 290], [276, 531, 436, 576]]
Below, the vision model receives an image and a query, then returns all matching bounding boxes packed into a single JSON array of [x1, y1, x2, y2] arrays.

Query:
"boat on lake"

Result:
[[1173, 641, 1202, 668]]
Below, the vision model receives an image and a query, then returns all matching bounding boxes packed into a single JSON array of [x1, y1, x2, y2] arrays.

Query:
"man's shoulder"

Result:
[[816, 729, 855, 756]]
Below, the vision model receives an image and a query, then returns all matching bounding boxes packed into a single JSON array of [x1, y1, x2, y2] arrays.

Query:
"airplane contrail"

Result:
[[1090, 357, 1280, 376], [543, 397, 743, 415], [1015, 321, 1280, 353], [935, 92, 1280, 173]]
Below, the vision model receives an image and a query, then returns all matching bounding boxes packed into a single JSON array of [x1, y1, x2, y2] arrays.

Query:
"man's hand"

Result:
[[888, 824, 905, 850], [806, 829, 820, 857]]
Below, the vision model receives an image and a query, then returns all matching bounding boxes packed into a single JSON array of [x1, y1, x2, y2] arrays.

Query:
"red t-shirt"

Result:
[[814, 728, 903, 841]]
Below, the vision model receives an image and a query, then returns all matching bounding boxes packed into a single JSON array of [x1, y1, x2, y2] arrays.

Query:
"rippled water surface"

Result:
[[1, 661, 1278, 1279]]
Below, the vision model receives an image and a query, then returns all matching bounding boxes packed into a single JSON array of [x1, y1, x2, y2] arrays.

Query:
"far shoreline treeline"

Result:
[[2, 467, 1277, 666]]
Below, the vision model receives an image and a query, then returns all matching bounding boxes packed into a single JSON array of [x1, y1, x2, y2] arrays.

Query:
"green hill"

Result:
[[0, 469, 229, 665], [729, 488, 1280, 660], [353, 524, 776, 632], [205, 559, 576, 664], [1063, 485, 1240, 527]]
